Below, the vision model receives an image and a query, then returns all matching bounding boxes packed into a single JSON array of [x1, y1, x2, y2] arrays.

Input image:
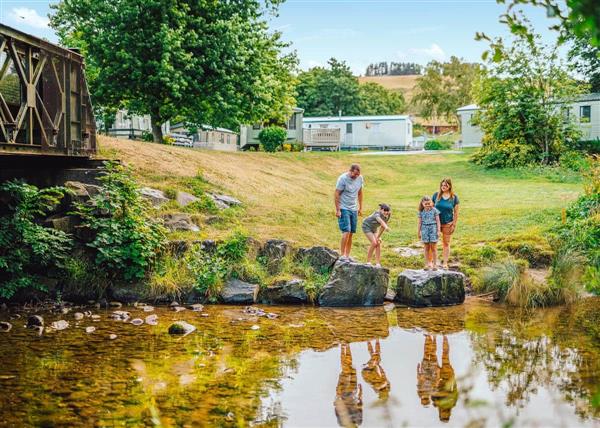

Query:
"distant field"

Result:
[[100, 137, 581, 263], [358, 75, 420, 105]]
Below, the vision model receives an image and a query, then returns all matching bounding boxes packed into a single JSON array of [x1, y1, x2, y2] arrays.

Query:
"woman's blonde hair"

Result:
[[419, 196, 432, 212], [436, 178, 454, 202]]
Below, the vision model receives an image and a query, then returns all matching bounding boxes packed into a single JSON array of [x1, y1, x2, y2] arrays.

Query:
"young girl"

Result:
[[418, 196, 441, 270], [362, 203, 391, 267]]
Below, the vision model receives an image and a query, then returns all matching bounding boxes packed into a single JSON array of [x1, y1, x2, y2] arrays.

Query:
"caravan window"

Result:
[[287, 114, 297, 130], [580, 105, 591, 123], [346, 123, 353, 134]]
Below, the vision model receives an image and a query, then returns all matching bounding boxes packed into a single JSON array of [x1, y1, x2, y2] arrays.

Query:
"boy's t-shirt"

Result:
[[362, 211, 389, 232]]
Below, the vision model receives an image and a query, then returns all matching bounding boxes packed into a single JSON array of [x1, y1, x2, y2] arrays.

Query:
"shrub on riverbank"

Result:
[[424, 139, 453, 150], [74, 162, 167, 282], [553, 156, 600, 295], [0, 181, 72, 299]]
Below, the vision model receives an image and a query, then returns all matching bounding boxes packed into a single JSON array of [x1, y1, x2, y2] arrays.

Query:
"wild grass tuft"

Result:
[[548, 248, 586, 305], [148, 255, 195, 298]]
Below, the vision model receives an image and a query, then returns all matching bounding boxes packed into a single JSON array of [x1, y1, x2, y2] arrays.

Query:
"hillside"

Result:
[[99, 136, 580, 260], [358, 75, 420, 105]]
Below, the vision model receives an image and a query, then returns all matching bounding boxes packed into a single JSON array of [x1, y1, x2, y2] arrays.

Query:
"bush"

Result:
[[472, 138, 538, 168], [188, 230, 250, 301], [74, 162, 167, 282], [0, 181, 72, 298], [560, 150, 592, 172], [141, 131, 154, 142], [258, 126, 287, 152], [424, 139, 453, 150], [549, 247, 586, 305]]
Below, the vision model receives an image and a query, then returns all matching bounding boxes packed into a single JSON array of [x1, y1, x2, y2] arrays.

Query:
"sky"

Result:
[[1, 0, 562, 75]]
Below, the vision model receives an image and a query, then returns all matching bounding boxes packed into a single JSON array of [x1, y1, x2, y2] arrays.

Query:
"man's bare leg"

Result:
[[340, 232, 350, 257]]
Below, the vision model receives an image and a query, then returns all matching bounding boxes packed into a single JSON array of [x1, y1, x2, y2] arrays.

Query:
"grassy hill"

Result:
[[99, 136, 581, 270], [358, 75, 420, 111]]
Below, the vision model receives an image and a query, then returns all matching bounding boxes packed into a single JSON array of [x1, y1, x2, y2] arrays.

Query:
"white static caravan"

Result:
[[302, 115, 413, 151], [456, 104, 484, 147], [457, 93, 600, 147]]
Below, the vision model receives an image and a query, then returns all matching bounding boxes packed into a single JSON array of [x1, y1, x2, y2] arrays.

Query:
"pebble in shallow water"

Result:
[[85, 326, 96, 334], [110, 311, 130, 321], [145, 315, 159, 325], [0, 322, 12, 332], [108, 334, 118, 340], [143, 306, 155, 312], [172, 306, 186, 313], [130, 318, 144, 326], [51, 320, 69, 331], [74, 312, 84, 321], [26, 315, 44, 328]]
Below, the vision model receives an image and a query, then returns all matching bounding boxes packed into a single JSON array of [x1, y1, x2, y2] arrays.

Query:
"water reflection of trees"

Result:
[[416, 335, 458, 422], [467, 305, 600, 419]]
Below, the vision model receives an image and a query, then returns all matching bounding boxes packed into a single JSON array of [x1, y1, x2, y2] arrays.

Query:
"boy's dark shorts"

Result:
[[338, 209, 358, 233]]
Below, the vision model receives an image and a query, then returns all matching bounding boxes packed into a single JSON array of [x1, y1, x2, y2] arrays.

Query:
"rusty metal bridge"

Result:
[[0, 23, 96, 160]]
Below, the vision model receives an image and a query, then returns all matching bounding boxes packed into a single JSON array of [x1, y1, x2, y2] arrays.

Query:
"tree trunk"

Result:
[[151, 119, 163, 143]]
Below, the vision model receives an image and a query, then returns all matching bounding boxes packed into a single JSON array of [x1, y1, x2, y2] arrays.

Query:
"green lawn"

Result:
[[102, 137, 582, 268]]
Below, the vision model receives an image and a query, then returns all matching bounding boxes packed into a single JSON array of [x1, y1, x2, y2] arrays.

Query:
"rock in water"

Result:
[[258, 279, 308, 304], [189, 304, 204, 312], [51, 320, 69, 330], [130, 318, 144, 326], [0, 321, 12, 332], [318, 261, 389, 307], [219, 279, 259, 304], [394, 269, 466, 307], [168, 321, 196, 336], [296, 246, 339, 273], [85, 326, 96, 334], [74, 312, 84, 321], [145, 315, 159, 325], [27, 315, 44, 328], [110, 311, 131, 321]]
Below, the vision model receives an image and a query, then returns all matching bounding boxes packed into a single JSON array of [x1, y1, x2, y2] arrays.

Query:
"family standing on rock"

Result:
[[334, 164, 460, 270]]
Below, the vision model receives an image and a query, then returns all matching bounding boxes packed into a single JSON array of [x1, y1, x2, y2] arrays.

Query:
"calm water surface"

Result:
[[0, 299, 599, 427]]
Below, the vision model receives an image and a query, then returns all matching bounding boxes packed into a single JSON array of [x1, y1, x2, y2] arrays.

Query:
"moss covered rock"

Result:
[[395, 269, 465, 307]]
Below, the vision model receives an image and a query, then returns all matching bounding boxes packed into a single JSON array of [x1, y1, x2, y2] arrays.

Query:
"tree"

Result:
[[472, 34, 583, 167], [568, 31, 600, 92], [295, 59, 361, 117], [412, 57, 481, 129], [50, 0, 296, 142], [358, 82, 405, 115], [494, 0, 600, 47]]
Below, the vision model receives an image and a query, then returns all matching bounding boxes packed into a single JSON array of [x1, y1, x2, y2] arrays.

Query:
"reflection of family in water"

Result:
[[334, 335, 457, 427], [334, 340, 390, 427], [417, 335, 459, 422]]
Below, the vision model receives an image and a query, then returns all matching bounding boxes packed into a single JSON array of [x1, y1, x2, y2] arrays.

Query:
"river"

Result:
[[0, 299, 599, 427]]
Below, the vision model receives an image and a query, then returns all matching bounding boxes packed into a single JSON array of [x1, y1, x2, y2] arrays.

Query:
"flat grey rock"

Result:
[[220, 279, 259, 304], [394, 269, 466, 307]]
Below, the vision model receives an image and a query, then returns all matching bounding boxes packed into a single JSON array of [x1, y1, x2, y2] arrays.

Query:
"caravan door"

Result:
[[344, 123, 353, 147]]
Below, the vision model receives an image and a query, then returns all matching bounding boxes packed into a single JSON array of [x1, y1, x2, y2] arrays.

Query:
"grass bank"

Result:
[[99, 137, 582, 281]]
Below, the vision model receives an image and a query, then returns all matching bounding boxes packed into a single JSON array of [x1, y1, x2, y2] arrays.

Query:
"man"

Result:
[[334, 164, 363, 260]]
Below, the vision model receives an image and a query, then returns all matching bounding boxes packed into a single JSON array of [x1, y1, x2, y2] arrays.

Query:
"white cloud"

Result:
[[10, 7, 50, 30], [409, 43, 446, 61]]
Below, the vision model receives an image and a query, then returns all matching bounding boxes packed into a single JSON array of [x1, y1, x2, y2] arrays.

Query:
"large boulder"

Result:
[[296, 246, 339, 273], [394, 269, 466, 307], [318, 261, 389, 307], [219, 279, 259, 304], [259, 239, 293, 274], [258, 279, 308, 304], [140, 187, 169, 207], [162, 213, 200, 232]]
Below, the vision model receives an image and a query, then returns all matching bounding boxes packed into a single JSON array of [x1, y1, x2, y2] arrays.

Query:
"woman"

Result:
[[432, 178, 460, 270]]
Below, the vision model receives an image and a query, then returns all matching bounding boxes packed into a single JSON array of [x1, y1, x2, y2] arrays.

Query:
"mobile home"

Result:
[[457, 93, 600, 147], [240, 107, 304, 150], [302, 115, 413, 151]]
